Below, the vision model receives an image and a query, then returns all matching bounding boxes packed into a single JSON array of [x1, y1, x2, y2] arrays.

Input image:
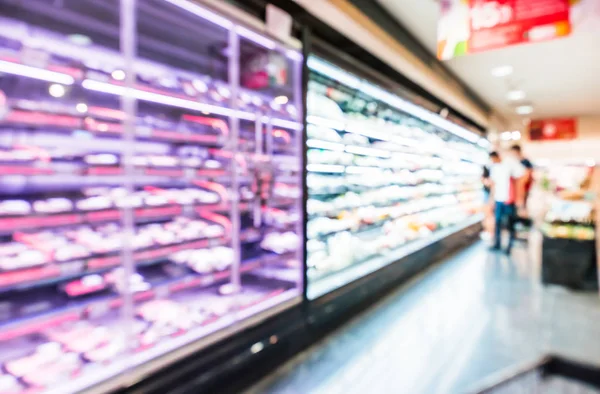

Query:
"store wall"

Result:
[[523, 116, 600, 163]]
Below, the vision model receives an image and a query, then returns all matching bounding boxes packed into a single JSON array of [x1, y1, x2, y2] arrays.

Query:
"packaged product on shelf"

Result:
[[305, 57, 485, 298]]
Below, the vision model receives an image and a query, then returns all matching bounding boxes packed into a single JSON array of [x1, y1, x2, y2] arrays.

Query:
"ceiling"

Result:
[[377, 0, 600, 122]]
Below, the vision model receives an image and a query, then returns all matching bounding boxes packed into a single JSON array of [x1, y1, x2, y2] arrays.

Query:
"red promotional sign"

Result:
[[528, 118, 577, 141], [469, 0, 571, 53]]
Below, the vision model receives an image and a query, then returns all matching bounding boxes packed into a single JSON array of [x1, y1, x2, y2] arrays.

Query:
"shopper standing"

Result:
[[481, 164, 493, 241], [510, 144, 533, 226], [488, 151, 527, 254]]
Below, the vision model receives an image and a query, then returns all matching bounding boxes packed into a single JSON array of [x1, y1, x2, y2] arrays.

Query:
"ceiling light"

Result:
[[274, 96, 289, 105], [500, 131, 513, 141], [516, 105, 533, 115], [76, 103, 88, 113], [111, 69, 126, 81], [48, 84, 66, 98], [507, 90, 526, 101], [511, 131, 521, 140], [491, 65, 513, 77]]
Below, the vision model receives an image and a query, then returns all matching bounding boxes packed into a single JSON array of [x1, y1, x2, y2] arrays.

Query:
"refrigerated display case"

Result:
[[0, 0, 303, 392], [305, 57, 486, 299]]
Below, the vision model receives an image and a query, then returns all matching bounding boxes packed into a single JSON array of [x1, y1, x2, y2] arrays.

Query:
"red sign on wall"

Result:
[[528, 118, 577, 141]]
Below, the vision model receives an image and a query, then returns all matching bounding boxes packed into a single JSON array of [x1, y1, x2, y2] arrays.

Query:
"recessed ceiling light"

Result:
[[501, 131, 513, 140], [507, 90, 526, 101], [516, 105, 533, 115], [48, 84, 66, 98], [491, 65, 513, 77], [511, 131, 521, 140]]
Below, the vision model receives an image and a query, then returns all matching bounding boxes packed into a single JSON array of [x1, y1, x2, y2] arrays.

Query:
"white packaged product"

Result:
[[0, 200, 31, 215]]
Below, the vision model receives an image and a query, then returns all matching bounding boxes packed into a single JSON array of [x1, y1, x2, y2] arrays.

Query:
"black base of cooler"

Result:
[[541, 235, 598, 291], [119, 221, 481, 394], [472, 355, 600, 393]]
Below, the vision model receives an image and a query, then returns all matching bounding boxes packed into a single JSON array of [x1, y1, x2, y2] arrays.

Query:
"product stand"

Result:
[[541, 235, 598, 290]]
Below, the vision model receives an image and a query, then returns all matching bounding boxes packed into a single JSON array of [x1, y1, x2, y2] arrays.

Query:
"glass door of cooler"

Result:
[[305, 56, 486, 300], [0, 0, 304, 392], [234, 34, 304, 317]]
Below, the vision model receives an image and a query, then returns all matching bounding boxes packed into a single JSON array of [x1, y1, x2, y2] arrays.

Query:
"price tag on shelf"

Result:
[[137, 126, 152, 137], [155, 286, 170, 299], [0, 90, 7, 121], [183, 204, 195, 217], [60, 260, 85, 276], [88, 301, 110, 319], [184, 168, 195, 180], [20, 47, 49, 68], [208, 238, 222, 247], [200, 275, 215, 286], [266, 4, 292, 42], [21, 301, 52, 316]]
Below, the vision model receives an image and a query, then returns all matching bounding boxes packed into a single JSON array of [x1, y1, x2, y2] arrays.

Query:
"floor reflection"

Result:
[[247, 238, 600, 394]]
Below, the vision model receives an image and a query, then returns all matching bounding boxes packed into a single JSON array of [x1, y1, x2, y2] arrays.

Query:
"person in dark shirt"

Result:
[[482, 165, 491, 201], [481, 158, 494, 241]]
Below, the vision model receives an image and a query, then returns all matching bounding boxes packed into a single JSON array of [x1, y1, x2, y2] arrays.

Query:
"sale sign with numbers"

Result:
[[438, 0, 574, 59], [469, 0, 570, 53]]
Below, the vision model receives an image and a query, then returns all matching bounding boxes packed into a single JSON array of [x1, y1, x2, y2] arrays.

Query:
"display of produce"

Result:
[[305, 57, 486, 299], [541, 198, 595, 240], [0, 0, 303, 392], [536, 164, 597, 241]]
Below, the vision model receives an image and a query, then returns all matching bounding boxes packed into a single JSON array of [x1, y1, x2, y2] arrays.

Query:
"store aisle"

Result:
[[246, 238, 600, 394]]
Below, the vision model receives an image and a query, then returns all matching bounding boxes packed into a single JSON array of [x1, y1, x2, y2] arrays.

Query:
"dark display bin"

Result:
[[472, 356, 600, 394], [541, 235, 598, 291]]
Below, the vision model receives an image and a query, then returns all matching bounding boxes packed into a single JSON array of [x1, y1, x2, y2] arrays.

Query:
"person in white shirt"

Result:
[[488, 151, 527, 254]]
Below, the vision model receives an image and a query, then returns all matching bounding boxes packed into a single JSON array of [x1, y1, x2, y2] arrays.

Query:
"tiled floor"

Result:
[[246, 236, 600, 394]]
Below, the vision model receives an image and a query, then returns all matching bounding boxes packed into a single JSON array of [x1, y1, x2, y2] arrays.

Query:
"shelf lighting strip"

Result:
[[261, 116, 303, 131], [82, 79, 250, 119], [0, 60, 75, 85], [307, 57, 485, 145], [163, 0, 233, 29], [82, 79, 302, 129], [308, 116, 485, 164], [307, 139, 392, 159], [306, 164, 345, 173], [306, 139, 345, 151], [307, 115, 420, 148]]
